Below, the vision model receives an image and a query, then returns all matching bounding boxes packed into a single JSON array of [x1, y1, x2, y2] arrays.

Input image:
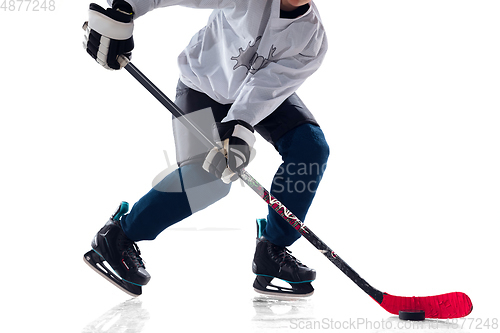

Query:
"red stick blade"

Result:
[[380, 292, 473, 319]]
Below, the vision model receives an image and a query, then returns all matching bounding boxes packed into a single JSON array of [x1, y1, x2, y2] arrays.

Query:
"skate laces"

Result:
[[119, 235, 146, 269], [269, 244, 305, 269]]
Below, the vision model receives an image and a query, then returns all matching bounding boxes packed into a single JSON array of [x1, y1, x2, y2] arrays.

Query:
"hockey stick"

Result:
[[121, 58, 473, 319]]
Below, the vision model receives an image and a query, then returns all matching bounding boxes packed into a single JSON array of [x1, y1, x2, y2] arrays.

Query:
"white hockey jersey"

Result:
[[109, 0, 328, 126]]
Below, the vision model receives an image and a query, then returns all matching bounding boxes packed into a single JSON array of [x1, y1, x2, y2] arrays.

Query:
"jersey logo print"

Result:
[[231, 36, 277, 75]]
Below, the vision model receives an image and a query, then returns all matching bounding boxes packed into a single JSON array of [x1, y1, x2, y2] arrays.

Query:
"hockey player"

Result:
[[83, 0, 329, 297]]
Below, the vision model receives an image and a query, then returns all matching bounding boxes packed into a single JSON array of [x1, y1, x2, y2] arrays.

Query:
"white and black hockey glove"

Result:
[[83, 1, 134, 70], [203, 120, 256, 184]]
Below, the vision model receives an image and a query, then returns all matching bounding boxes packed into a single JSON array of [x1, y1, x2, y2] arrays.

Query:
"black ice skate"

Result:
[[83, 201, 151, 297], [252, 219, 315, 297]]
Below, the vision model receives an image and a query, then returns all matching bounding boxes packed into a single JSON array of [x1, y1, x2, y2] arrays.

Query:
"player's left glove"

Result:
[[82, 1, 134, 70], [203, 120, 256, 183]]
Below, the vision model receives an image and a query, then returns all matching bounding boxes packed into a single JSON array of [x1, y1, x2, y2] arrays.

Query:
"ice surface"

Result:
[[8, 226, 492, 333]]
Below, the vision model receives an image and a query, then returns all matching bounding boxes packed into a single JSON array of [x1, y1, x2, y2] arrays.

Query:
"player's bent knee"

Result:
[[289, 124, 330, 169], [179, 163, 232, 213]]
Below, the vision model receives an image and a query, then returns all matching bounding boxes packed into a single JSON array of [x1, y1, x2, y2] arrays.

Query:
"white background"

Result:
[[1, 1, 499, 332]]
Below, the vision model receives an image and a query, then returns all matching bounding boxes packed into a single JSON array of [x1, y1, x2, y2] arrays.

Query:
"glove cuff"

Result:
[[88, 3, 134, 40], [232, 124, 256, 148], [216, 120, 254, 142]]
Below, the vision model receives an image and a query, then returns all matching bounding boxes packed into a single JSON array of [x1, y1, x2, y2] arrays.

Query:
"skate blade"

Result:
[[253, 288, 314, 299], [253, 275, 314, 298], [83, 250, 142, 297]]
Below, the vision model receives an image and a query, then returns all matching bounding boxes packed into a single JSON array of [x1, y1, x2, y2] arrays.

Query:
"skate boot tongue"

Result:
[[111, 201, 130, 221]]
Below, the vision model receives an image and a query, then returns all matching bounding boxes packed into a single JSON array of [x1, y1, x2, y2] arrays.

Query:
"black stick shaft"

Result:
[[123, 61, 384, 304]]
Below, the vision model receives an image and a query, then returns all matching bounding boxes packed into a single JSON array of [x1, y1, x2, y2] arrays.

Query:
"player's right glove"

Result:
[[203, 120, 256, 184], [83, 1, 134, 70]]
